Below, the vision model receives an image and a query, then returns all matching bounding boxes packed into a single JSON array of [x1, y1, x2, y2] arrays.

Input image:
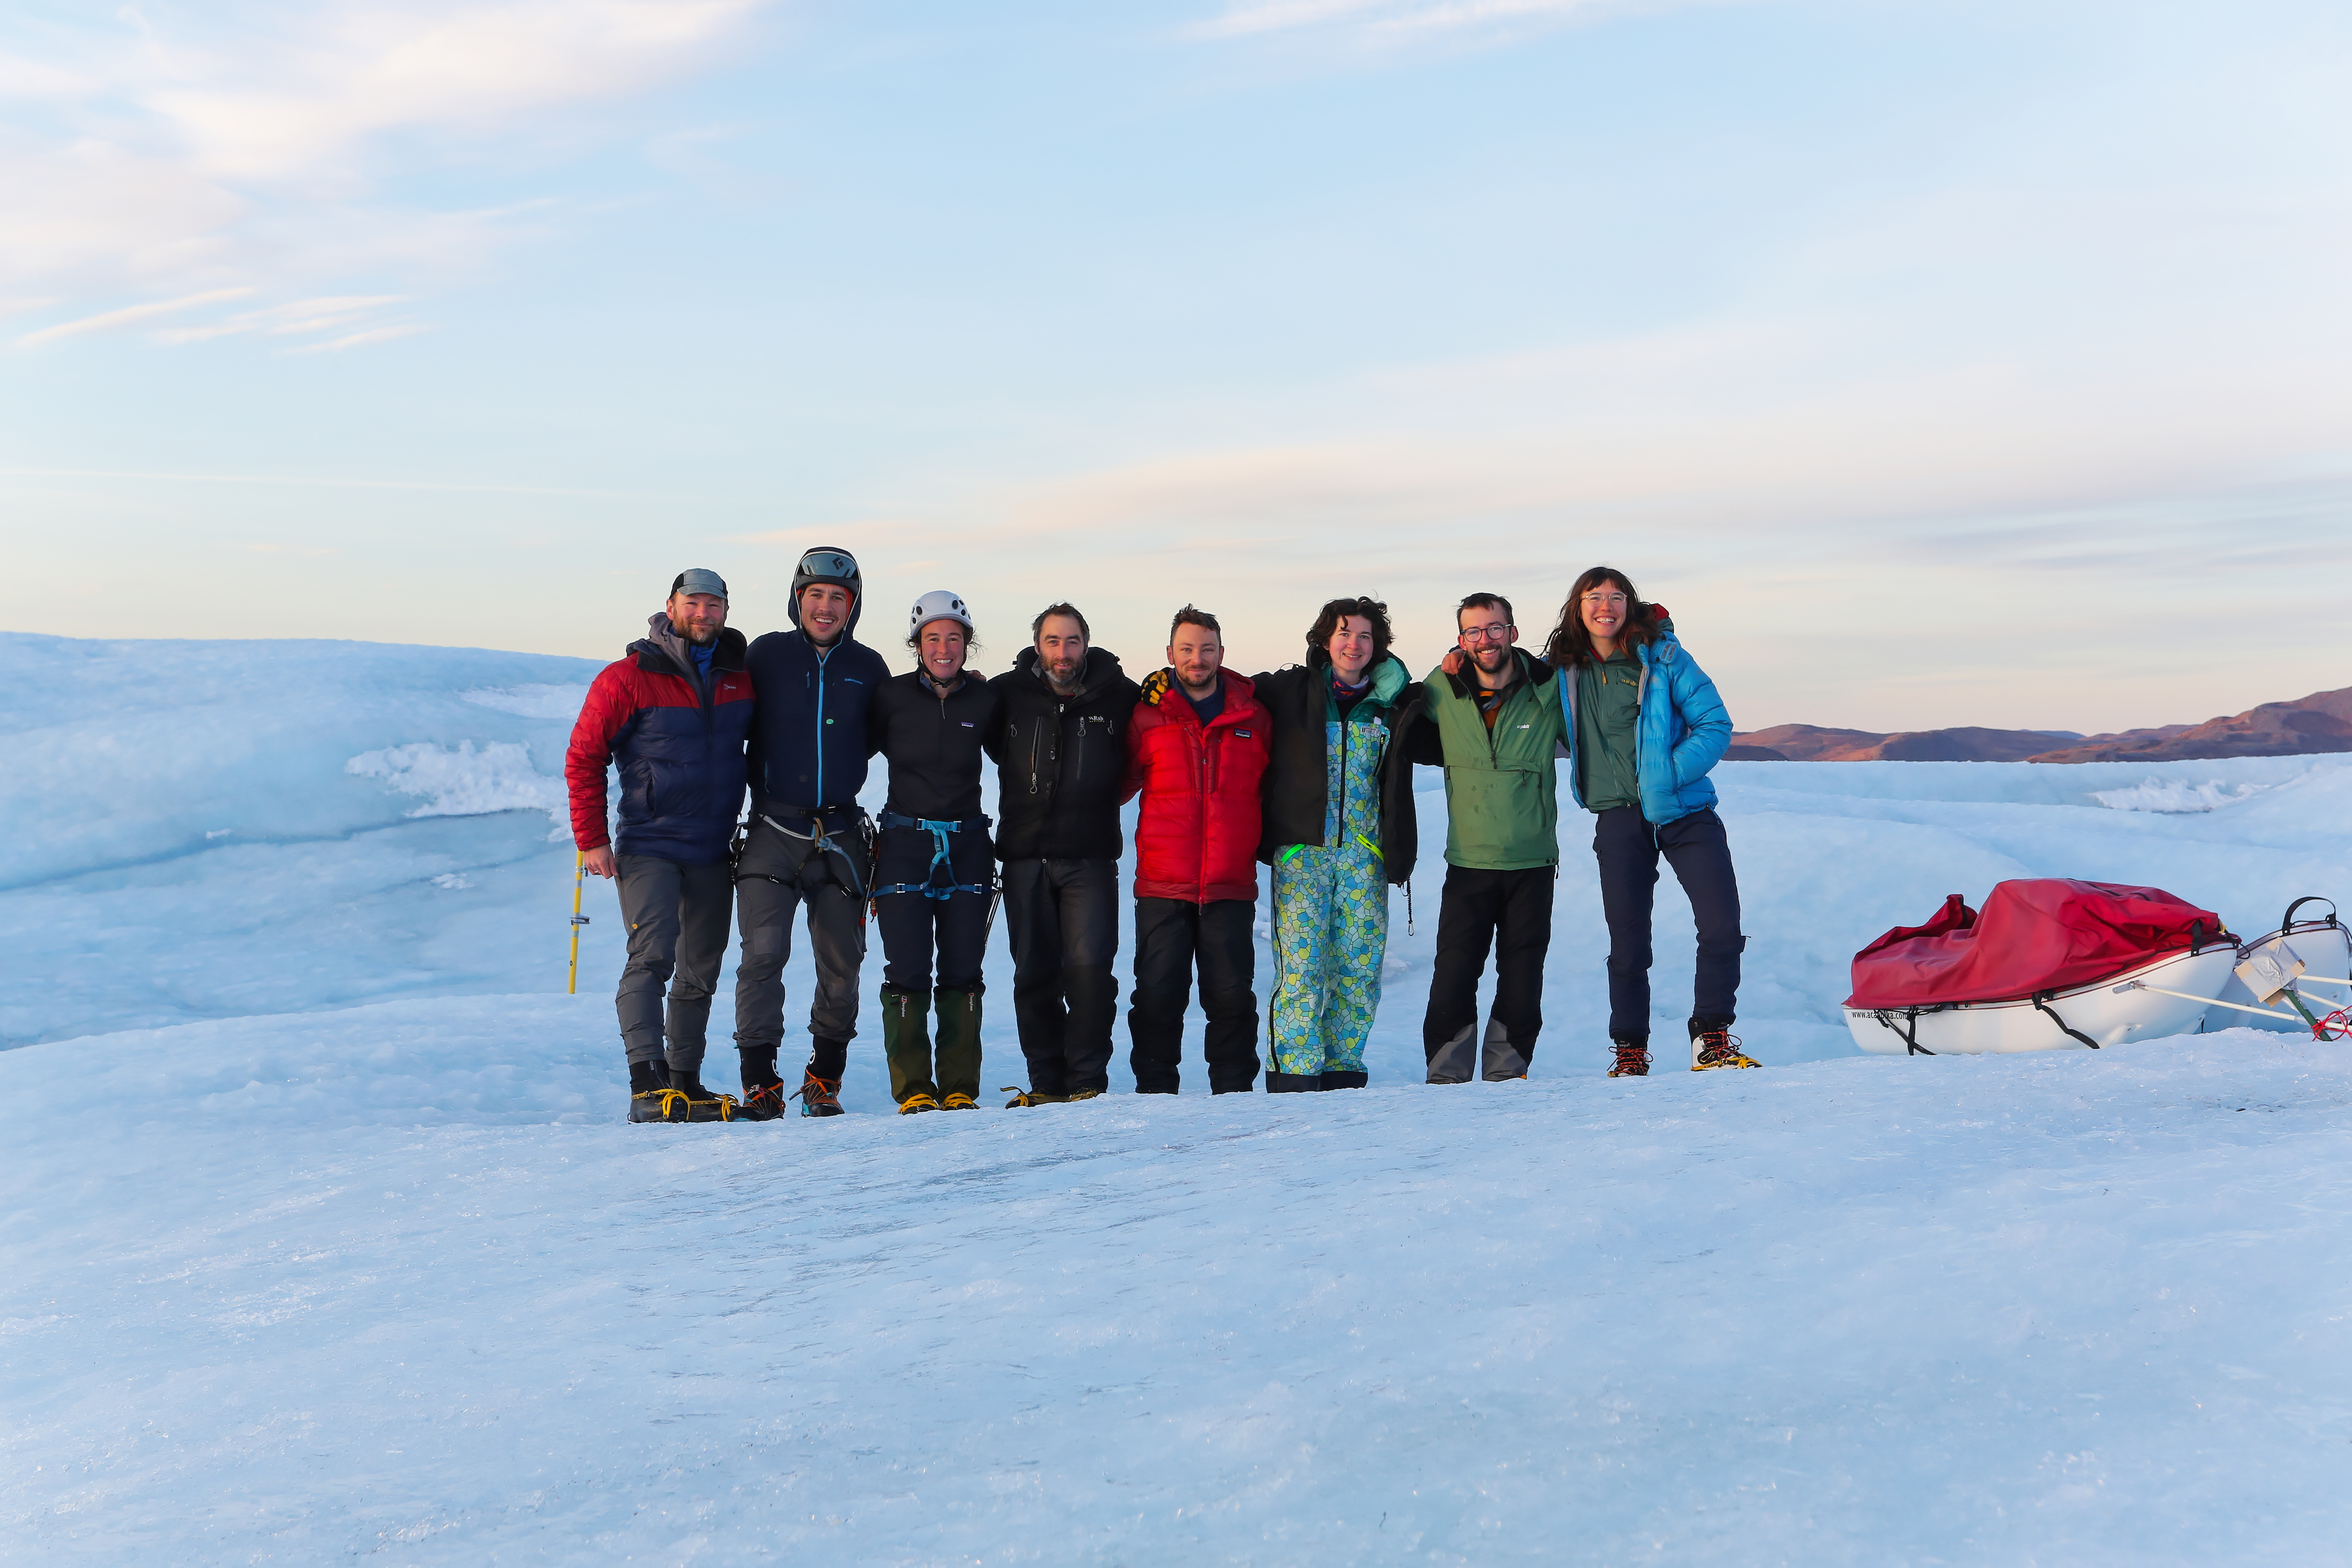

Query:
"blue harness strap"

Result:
[[871, 810, 991, 900]]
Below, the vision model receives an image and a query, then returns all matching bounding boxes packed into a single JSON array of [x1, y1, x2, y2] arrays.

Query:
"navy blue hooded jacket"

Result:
[[744, 617, 891, 811]]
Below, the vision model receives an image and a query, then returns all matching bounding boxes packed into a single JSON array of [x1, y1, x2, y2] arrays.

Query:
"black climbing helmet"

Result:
[[788, 546, 863, 634]]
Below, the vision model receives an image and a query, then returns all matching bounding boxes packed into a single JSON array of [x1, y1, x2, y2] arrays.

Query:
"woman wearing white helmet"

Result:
[[866, 590, 1004, 1111]]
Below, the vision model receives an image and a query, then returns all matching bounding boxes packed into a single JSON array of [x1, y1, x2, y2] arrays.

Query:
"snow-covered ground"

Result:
[[5, 631, 2351, 1561]]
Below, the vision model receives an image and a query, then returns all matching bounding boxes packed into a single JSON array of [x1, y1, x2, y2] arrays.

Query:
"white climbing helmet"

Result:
[[909, 589, 973, 638]]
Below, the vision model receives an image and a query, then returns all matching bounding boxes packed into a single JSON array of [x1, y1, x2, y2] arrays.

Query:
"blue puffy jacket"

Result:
[[1558, 624, 1731, 826], [743, 629, 891, 810]]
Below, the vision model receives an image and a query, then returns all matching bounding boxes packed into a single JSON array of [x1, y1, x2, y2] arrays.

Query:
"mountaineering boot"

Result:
[[898, 1093, 941, 1115], [667, 1071, 741, 1122], [1002, 1085, 1067, 1107], [627, 1058, 685, 1123], [1690, 1019, 1760, 1071], [1265, 1071, 1320, 1094], [1064, 1087, 1103, 1101], [880, 984, 938, 1110], [737, 1045, 787, 1121], [793, 1067, 845, 1118], [932, 986, 985, 1107], [1319, 1070, 1368, 1091], [1609, 1040, 1651, 1078]]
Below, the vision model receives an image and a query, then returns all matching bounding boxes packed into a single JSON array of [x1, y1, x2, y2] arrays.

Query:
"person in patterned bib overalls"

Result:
[[1252, 598, 1425, 1091]]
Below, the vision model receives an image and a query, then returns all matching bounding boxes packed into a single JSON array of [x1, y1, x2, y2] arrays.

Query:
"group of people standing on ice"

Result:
[[564, 547, 1757, 1124]]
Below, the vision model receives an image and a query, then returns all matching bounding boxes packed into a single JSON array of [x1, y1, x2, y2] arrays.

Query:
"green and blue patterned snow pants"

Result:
[[1269, 838, 1388, 1077]]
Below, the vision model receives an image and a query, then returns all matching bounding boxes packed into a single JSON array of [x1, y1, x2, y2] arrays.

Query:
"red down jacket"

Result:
[[1846, 878, 2230, 1009], [1123, 671, 1271, 903], [565, 621, 754, 866]]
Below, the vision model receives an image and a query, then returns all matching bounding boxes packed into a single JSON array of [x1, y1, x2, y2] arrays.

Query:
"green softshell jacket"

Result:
[[1411, 648, 1566, 871]]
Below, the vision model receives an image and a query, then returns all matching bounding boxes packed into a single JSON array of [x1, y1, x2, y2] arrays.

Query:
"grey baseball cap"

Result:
[[670, 568, 728, 600]]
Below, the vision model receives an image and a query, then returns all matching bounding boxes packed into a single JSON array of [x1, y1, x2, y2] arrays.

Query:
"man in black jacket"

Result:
[[985, 603, 1141, 1103]]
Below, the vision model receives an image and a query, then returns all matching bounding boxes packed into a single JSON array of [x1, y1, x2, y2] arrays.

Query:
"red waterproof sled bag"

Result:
[[1845, 878, 2227, 1009]]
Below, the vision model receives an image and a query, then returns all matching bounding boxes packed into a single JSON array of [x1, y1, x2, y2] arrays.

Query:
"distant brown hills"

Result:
[[1728, 686, 2352, 764]]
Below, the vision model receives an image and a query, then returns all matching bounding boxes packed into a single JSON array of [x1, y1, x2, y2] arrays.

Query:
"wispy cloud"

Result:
[[149, 0, 773, 184], [1193, 0, 1705, 44], [0, 1, 777, 327], [154, 296, 408, 344], [17, 287, 258, 347], [286, 322, 431, 353]]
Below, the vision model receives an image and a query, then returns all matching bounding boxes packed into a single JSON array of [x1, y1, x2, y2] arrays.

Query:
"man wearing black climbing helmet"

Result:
[[734, 546, 893, 1118]]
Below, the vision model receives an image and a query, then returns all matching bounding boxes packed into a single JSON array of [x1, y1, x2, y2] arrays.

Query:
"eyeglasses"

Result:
[[1458, 622, 1513, 643]]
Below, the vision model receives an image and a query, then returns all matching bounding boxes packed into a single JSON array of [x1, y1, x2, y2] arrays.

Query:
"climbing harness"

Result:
[[869, 810, 993, 905]]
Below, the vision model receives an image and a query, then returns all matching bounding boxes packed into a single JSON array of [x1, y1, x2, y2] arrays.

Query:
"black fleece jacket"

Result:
[[985, 646, 1141, 861], [869, 668, 1002, 823]]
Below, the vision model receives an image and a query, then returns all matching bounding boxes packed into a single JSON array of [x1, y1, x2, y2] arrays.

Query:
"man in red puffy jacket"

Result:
[[1122, 605, 1271, 1093], [566, 569, 755, 1123]]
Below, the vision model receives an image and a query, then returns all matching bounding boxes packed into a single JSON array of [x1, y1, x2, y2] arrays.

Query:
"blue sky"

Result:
[[4, 0, 2348, 732]]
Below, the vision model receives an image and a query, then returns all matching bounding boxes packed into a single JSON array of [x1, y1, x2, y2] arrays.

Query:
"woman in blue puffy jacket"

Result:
[[1543, 567, 1759, 1078]]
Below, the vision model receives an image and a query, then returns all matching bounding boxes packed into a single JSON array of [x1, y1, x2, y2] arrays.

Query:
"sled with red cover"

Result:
[[1843, 879, 2238, 1055]]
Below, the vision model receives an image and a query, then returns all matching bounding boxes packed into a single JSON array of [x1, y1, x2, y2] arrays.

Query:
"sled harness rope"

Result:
[[2031, 991, 2101, 1049], [1871, 1007, 1940, 1055]]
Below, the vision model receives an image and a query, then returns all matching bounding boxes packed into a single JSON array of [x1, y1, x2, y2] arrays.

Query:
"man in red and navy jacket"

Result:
[[566, 569, 755, 1123], [1121, 604, 1272, 1095]]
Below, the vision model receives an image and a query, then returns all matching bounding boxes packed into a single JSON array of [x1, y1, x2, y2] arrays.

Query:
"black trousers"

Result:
[[1421, 864, 1555, 1082], [1593, 805, 1744, 1041], [1002, 858, 1120, 1097], [615, 853, 735, 1074], [1129, 898, 1260, 1094], [873, 823, 995, 993]]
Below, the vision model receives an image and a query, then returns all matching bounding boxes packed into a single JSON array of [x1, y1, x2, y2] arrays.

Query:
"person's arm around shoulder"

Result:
[[565, 662, 636, 878], [1121, 693, 1156, 806], [981, 671, 1011, 765], [1387, 679, 1433, 766], [1403, 664, 1449, 766], [866, 672, 894, 761], [1664, 644, 1733, 784]]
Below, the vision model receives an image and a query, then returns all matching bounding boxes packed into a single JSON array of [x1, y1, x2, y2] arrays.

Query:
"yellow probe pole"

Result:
[[568, 849, 589, 994]]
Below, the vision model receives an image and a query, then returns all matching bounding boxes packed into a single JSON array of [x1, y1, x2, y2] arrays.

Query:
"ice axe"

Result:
[[568, 849, 592, 994]]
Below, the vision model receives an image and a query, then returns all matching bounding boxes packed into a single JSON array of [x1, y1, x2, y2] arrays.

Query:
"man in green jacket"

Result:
[[1406, 592, 1567, 1082]]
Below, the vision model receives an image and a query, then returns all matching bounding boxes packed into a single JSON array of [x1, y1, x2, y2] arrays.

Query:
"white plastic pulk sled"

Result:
[[1841, 881, 2350, 1056], [2197, 898, 2352, 1037]]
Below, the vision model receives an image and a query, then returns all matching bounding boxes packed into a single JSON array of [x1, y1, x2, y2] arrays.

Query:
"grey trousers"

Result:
[[733, 814, 871, 1059], [615, 853, 736, 1074]]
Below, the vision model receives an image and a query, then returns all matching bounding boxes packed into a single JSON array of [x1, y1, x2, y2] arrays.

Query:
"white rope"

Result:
[[2116, 980, 2298, 1022]]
